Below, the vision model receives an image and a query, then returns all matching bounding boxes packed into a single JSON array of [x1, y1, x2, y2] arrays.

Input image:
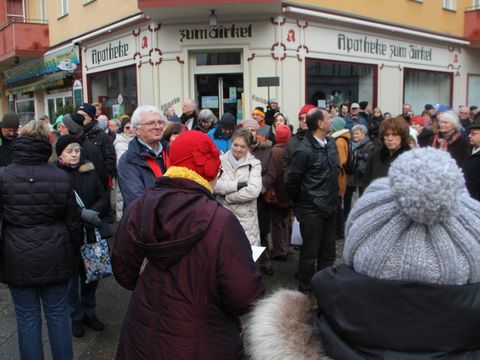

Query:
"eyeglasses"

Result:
[[138, 120, 165, 127]]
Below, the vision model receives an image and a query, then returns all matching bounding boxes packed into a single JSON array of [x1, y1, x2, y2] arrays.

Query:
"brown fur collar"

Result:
[[79, 161, 95, 173]]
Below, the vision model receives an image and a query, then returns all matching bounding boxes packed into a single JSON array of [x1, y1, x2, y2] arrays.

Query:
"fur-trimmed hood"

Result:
[[244, 290, 332, 360], [78, 161, 95, 173]]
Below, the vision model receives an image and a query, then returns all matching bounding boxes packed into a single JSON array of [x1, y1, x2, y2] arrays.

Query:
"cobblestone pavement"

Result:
[[0, 233, 345, 359]]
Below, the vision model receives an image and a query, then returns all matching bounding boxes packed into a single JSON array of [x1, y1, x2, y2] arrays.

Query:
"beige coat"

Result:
[[215, 151, 262, 246]]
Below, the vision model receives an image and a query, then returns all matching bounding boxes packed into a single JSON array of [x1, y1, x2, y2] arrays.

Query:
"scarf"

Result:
[[432, 131, 460, 152], [228, 150, 246, 171]]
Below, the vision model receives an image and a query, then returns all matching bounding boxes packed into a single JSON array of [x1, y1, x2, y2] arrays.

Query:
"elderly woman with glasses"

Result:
[[117, 105, 170, 208], [432, 111, 469, 167]]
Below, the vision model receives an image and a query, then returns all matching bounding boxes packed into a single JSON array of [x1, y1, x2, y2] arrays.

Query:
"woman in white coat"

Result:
[[113, 117, 134, 221], [215, 128, 262, 246]]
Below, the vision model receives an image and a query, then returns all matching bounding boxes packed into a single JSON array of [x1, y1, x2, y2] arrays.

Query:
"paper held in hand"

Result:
[[251, 246, 266, 262]]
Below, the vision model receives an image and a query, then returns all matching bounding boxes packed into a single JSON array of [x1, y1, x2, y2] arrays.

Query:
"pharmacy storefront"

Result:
[[103, 6, 478, 126], [83, 31, 139, 118]]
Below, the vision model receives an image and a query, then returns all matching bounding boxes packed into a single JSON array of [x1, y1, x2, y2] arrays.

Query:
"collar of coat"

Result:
[[164, 166, 212, 192]]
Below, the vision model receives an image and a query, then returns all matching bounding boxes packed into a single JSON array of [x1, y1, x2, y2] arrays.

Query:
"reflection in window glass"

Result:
[[16, 98, 35, 125], [467, 75, 480, 107], [404, 69, 452, 114], [89, 66, 137, 118], [306, 59, 375, 108]]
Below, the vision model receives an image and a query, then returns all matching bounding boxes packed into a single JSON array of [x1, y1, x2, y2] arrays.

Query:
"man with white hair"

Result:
[[180, 99, 198, 130], [117, 105, 169, 207]]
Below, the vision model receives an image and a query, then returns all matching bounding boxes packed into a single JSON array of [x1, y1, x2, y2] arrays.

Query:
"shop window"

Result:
[[306, 59, 376, 108], [467, 74, 480, 107], [89, 66, 137, 118], [196, 52, 241, 66], [46, 90, 73, 121], [404, 69, 452, 114], [15, 93, 35, 126]]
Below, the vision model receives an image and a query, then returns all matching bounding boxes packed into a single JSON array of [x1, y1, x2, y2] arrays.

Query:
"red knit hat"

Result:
[[169, 130, 221, 182], [298, 104, 315, 117], [275, 124, 291, 144], [411, 115, 425, 127]]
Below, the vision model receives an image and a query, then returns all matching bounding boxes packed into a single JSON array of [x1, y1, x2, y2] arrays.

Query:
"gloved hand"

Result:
[[237, 181, 248, 190], [81, 208, 101, 227]]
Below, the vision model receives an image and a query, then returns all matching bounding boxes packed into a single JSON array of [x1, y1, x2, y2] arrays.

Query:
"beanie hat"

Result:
[[79, 103, 96, 119], [331, 116, 346, 132], [435, 103, 450, 113], [343, 148, 480, 285], [359, 101, 369, 110], [1, 112, 20, 129], [424, 104, 434, 111], [56, 135, 81, 157], [252, 108, 265, 118], [275, 124, 291, 144], [298, 104, 315, 117], [169, 130, 221, 182], [219, 112, 236, 130], [410, 115, 425, 127], [62, 114, 83, 135], [239, 118, 259, 131]]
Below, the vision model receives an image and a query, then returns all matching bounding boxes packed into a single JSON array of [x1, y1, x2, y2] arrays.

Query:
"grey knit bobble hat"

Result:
[[343, 147, 480, 285]]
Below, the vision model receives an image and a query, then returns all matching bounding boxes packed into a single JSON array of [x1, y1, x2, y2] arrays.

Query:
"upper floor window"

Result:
[[473, 0, 480, 8], [443, 0, 456, 11], [40, 0, 46, 21], [59, 0, 69, 17], [6, 0, 24, 23]]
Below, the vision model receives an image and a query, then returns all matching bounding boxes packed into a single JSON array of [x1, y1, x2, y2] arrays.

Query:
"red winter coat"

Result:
[[112, 176, 265, 360]]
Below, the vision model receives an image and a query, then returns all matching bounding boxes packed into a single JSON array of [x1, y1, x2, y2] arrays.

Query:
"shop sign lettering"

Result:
[[179, 24, 252, 43], [337, 33, 432, 62], [161, 97, 181, 112], [91, 40, 130, 66]]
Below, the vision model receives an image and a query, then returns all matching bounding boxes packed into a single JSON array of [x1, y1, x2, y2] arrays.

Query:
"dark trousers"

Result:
[[298, 215, 336, 291], [270, 207, 291, 257], [343, 185, 366, 221]]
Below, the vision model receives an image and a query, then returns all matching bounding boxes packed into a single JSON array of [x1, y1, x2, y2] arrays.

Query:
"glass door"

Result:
[[195, 74, 243, 120]]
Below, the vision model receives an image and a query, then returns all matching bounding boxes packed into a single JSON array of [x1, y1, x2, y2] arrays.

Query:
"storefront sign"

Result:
[[85, 35, 135, 70], [4, 45, 80, 85], [160, 97, 181, 112], [337, 33, 432, 61], [179, 24, 252, 43]]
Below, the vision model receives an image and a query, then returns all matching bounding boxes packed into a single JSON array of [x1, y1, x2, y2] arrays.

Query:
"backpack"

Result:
[[343, 140, 356, 175]]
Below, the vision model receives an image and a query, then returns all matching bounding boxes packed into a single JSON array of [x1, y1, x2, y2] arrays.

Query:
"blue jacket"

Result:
[[117, 138, 168, 208], [208, 128, 232, 154]]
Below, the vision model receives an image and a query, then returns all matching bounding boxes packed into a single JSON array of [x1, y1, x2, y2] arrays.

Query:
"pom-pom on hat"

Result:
[[343, 148, 480, 285], [169, 130, 221, 182], [275, 124, 291, 144], [56, 135, 81, 157], [410, 115, 425, 127], [298, 104, 315, 117]]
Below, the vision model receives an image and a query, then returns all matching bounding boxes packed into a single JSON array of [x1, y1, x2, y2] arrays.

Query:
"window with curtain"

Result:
[[404, 69, 452, 114], [443, 0, 456, 10], [59, 0, 69, 16], [467, 74, 480, 107], [306, 58, 376, 108], [6, 0, 24, 23]]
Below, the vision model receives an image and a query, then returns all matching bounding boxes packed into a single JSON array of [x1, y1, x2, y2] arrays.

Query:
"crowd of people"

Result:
[[0, 96, 479, 359]]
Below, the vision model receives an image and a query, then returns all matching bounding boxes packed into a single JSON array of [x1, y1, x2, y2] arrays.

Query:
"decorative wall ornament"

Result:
[[271, 42, 287, 61]]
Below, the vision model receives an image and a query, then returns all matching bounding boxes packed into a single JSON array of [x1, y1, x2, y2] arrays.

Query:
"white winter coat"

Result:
[[113, 132, 134, 221], [215, 151, 262, 246]]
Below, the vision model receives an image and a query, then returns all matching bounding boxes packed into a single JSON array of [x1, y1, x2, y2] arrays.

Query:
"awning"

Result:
[[6, 71, 69, 95]]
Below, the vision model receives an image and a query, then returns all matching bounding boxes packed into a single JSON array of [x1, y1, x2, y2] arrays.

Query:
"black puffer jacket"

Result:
[[55, 160, 110, 243], [80, 121, 116, 187], [282, 128, 305, 171], [0, 137, 82, 286], [284, 131, 338, 220], [347, 138, 377, 188]]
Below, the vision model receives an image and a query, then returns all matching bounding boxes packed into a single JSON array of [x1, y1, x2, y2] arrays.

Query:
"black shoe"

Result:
[[261, 266, 274, 276], [84, 315, 105, 331], [71, 320, 85, 337], [271, 254, 288, 261]]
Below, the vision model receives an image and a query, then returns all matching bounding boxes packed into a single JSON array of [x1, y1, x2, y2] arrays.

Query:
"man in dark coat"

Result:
[[112, 130, 265, 359], [0, 112, 20, 168], [285, 108, 339, 293], [463, 120, 480, 201], [117, 105, 169, 208], [179, 98, 198, 130], [77, 103, 116, 189]]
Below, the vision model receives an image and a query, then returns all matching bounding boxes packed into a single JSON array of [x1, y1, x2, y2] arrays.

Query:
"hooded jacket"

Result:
[[0, 137, 82, 286], [112, 176, 265, 360]]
